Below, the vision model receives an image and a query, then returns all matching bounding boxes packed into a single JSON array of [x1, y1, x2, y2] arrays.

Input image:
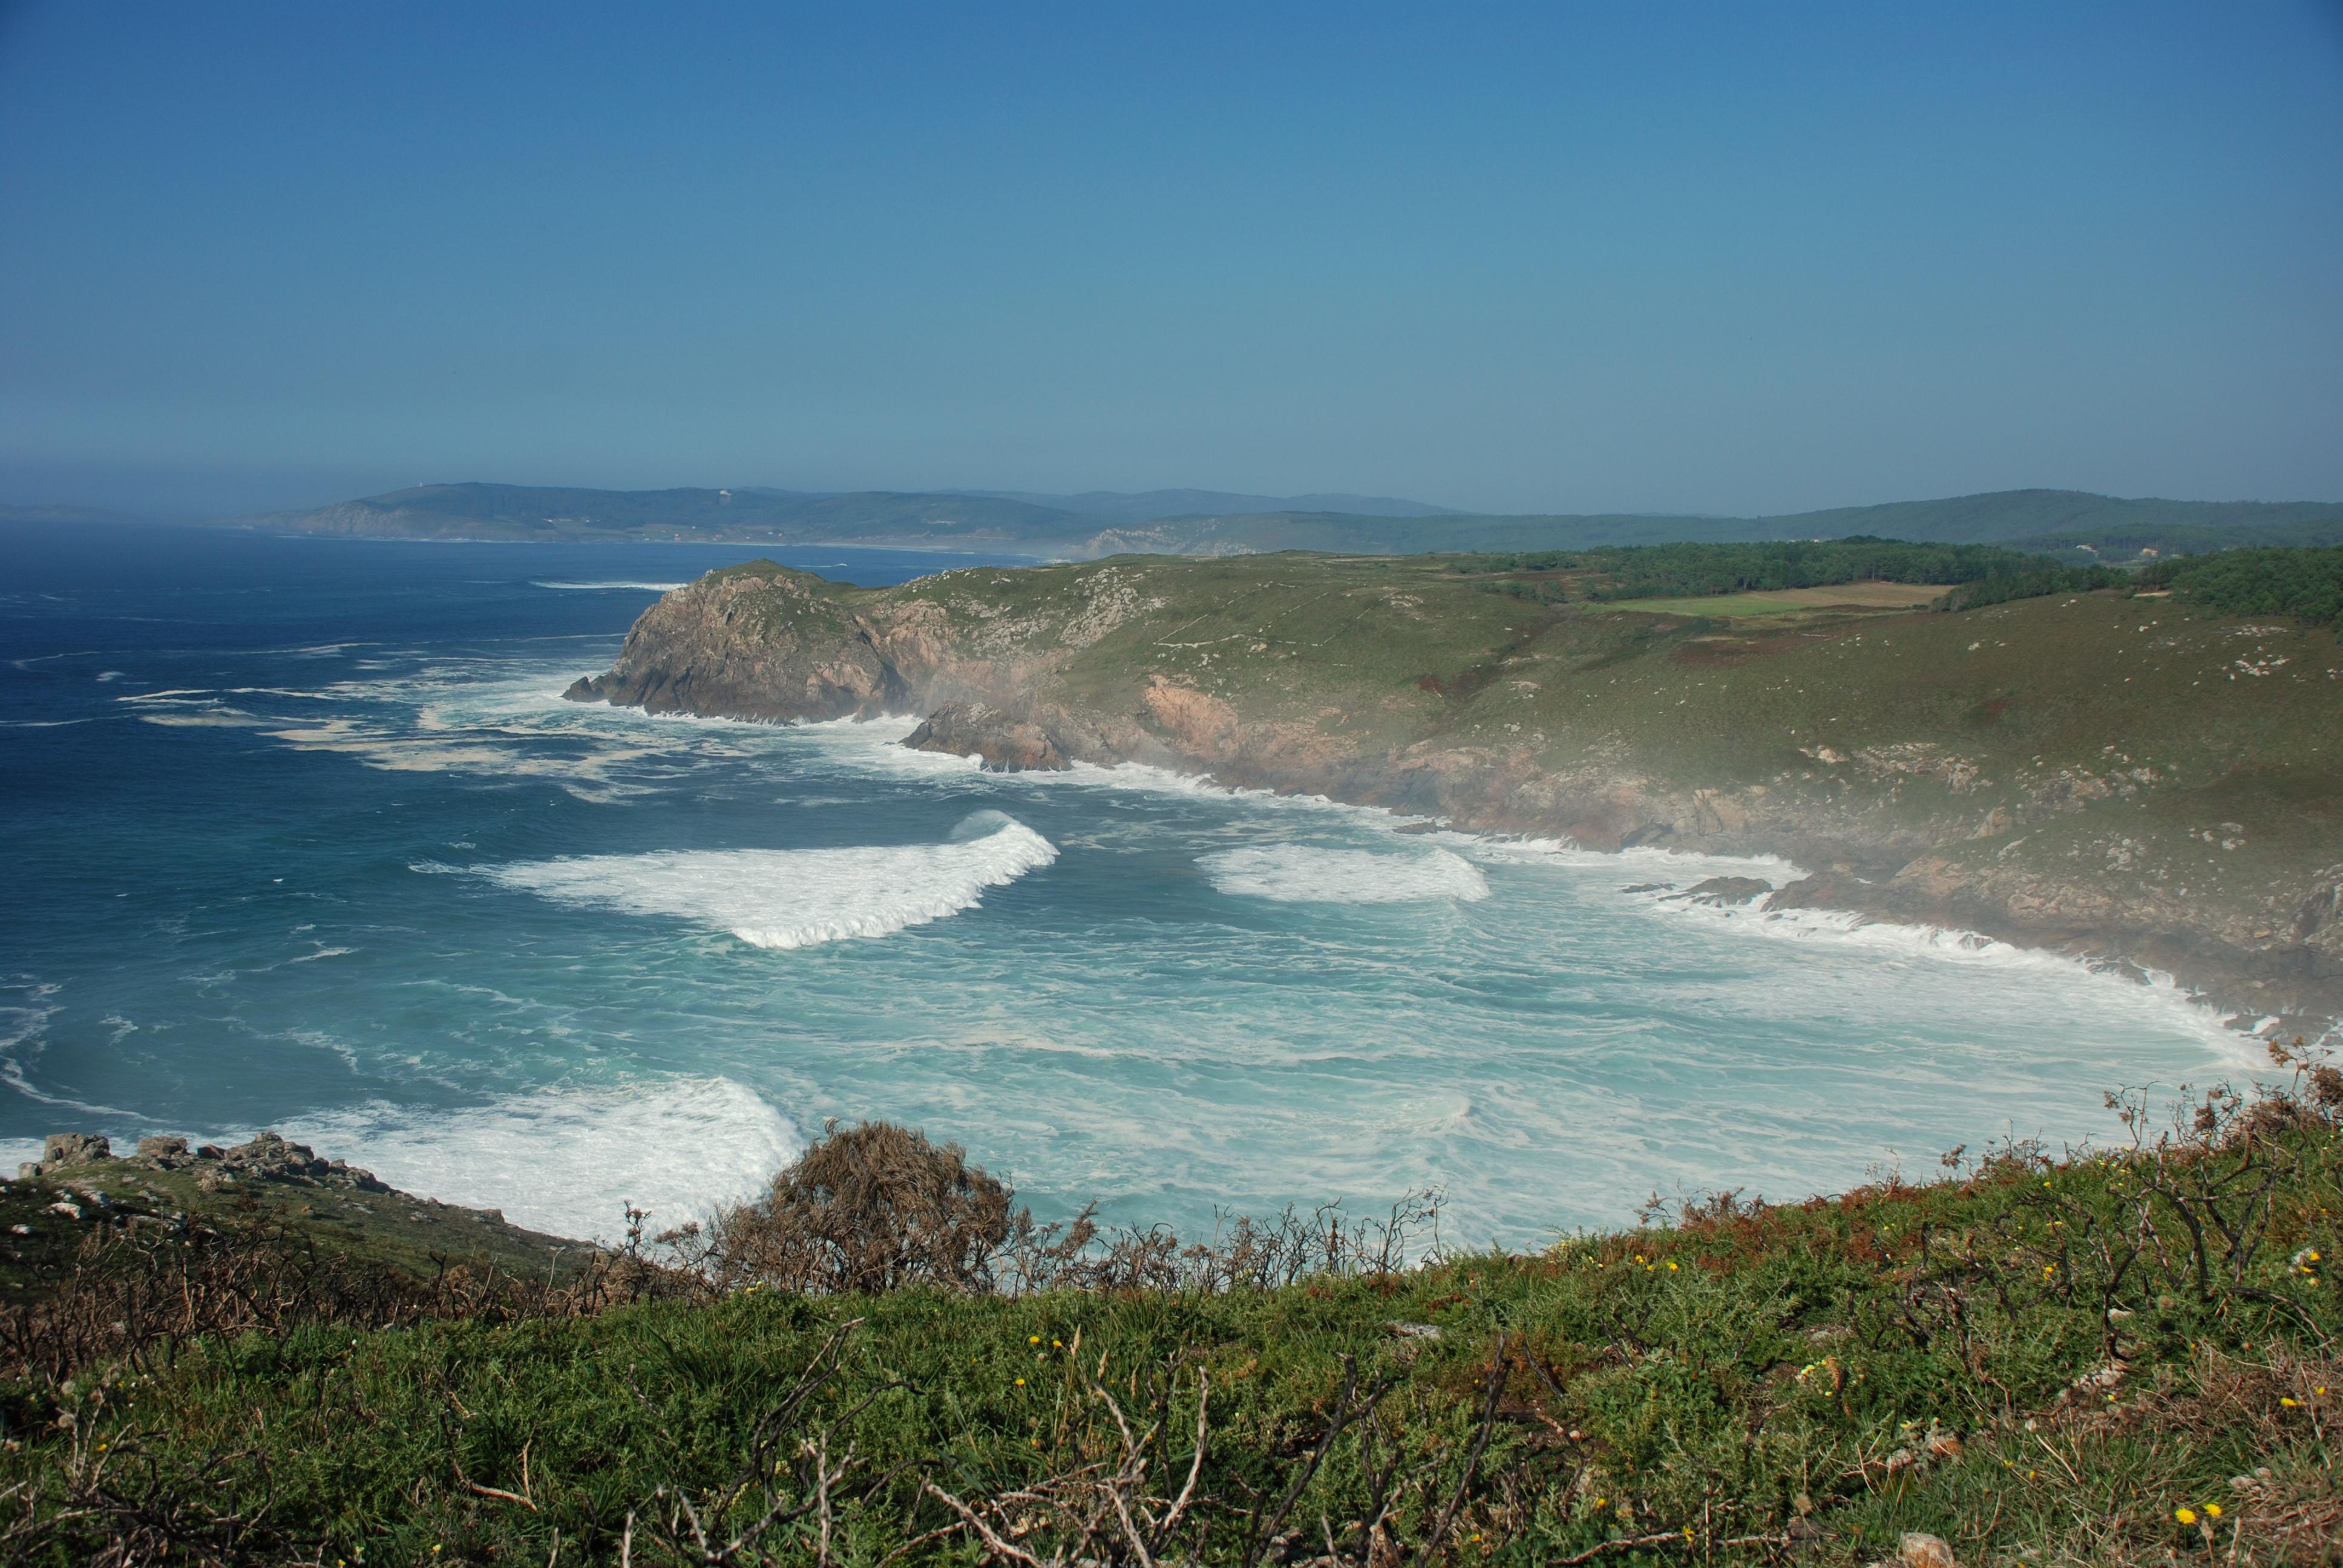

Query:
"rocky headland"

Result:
[[564, 555, 2343, 1033], [5, 1131, 582, 1291]]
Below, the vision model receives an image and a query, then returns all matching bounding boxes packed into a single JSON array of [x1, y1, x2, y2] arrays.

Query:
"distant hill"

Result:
[[221, 482, 2343, 561], [230, 483, 1086, 546], [955, 488, 1463, 521]]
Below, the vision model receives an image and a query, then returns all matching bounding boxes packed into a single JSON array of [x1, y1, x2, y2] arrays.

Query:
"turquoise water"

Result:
[[1, 526, 2255, 1245]]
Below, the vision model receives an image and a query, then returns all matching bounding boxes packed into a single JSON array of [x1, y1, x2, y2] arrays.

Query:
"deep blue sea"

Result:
[[0, 524, 2256, 1245]]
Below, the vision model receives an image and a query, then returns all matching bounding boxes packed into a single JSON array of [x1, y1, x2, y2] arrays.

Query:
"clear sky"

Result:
[[2, 1, 2339, 517]]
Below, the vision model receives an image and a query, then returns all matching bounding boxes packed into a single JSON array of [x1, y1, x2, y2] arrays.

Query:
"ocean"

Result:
[[0, 524, 2257, 1246]]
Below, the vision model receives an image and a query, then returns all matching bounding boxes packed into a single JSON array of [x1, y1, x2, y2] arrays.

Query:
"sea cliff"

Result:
[[566, 555, 2343, 1030]]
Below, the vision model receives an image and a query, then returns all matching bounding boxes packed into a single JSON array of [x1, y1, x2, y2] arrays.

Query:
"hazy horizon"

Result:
[[4, 2, 2339, 518]]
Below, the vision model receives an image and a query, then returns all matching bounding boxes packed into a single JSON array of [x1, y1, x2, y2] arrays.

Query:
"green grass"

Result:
[[8, 1080, 2341, 1564]]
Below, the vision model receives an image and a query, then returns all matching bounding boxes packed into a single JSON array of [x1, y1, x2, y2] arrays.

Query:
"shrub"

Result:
[[701, 1120, 1014, 1293], [2142, 544, 2343, 630]]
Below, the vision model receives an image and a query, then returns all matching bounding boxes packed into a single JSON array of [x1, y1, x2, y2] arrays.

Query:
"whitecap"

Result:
[[530, 581, 689, 592], [276, 1076, 797, 1241], [478, 811, 1058, 948], [1637, 893, 2260, 1068], [1201, 844, 1490, 903]]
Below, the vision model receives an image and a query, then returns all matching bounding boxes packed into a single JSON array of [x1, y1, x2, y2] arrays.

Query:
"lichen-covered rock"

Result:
[[18, 1131, 111, 1178]]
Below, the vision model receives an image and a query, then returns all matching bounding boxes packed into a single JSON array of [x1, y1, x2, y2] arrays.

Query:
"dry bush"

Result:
[[698, 1121, 1014, 1293], [998, 1191, 1447, 1295], [697, 1122, 1449, 1299]]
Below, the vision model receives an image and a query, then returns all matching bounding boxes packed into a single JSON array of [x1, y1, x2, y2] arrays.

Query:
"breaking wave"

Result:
[[279, 1076, 796, 1241], [1200, 844, 1490, 903], [529, 581, 688, 592], [478, 811, 1058, 947]]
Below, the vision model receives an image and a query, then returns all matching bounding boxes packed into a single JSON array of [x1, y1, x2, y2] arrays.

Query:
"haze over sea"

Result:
[[0, 526, 2256, 1244]]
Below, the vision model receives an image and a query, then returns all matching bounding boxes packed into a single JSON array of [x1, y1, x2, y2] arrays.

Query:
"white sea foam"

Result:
[[530, 581, 688, 592], [277, 1076, 796, 1241], [1636, 890, 2260, 1067], [479, 811, 1058, 948], [1201, 844, 1490, 903]]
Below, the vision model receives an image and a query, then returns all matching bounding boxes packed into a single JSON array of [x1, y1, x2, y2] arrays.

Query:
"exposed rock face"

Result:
[[903, 702, 1069, 771], [565, 565, 906, 721], [1673, 876, 1775, 907], [25, 1132, 111, 1172], [20, 1130, 388, 1192]]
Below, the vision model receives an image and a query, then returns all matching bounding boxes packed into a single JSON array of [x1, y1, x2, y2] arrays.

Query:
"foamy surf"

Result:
[[278, 1076, 796, 1241], [477, 811, 1058, 947], [1200, 844, 1490, 903]]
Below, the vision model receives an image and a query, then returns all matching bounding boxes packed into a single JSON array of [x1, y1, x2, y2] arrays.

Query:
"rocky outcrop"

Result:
[[1673, 876, 1775, 907], [903, 702, 1069, 771], [565, 565, 908, 721], [21, 1130, 389, 1194]]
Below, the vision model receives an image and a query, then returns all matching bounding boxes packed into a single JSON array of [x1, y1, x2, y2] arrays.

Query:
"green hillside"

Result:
[[7, 1063, 2339, 1565]]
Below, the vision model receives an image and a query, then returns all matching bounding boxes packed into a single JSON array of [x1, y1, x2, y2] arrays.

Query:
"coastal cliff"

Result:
[[566, 556, 2343, 1028]]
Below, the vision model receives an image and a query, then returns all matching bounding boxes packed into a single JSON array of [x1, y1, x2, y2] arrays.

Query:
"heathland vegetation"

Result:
[[4, 1048, 2339, 1563], [1454, 539, 2128, 606]]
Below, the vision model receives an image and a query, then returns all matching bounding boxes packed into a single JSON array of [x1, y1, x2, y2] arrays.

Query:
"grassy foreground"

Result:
[[5, 1057, 2341, 1565]]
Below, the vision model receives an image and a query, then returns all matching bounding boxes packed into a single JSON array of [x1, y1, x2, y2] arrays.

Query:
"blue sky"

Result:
[[1, 2, 2338, 516]]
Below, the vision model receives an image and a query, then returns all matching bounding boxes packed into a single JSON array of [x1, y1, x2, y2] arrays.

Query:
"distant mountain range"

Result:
[[65, 483, 2343, 561]]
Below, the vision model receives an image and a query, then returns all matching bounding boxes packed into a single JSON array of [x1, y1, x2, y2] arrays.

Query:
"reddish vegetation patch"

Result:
[[1666, 635, 1803, 667]]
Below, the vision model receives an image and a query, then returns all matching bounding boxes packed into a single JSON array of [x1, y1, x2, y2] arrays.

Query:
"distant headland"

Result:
[[182, 482, 2343, 565]]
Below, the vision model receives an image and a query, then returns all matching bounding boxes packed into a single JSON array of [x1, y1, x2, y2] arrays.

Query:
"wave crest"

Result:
[[480, 814, 1058, 947], [280, 1076, 796, 1241]]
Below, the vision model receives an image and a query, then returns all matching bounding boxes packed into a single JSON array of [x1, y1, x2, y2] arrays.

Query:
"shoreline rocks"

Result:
[[902, 701, 1069, 772], [19, 1130, 390, 1194]]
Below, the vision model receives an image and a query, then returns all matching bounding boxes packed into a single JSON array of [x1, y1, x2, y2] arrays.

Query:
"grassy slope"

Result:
[[1, 1159, 581, 1301], [875, 555, 2342, 931], [7, 1109, 2337, 1564]]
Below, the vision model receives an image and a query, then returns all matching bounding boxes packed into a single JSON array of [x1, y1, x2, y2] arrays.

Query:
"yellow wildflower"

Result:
[[2175, 1508, 2197, 1525]]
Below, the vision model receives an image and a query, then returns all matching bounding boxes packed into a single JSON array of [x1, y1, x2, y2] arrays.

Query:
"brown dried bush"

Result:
[[700, 1120, 1014, 1293], [692, 1122, 1449, 1298]]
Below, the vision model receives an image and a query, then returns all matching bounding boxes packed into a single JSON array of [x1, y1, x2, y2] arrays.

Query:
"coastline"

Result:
[[559, 557, 2343, 1045], [835, 713, 2299, 1064]]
